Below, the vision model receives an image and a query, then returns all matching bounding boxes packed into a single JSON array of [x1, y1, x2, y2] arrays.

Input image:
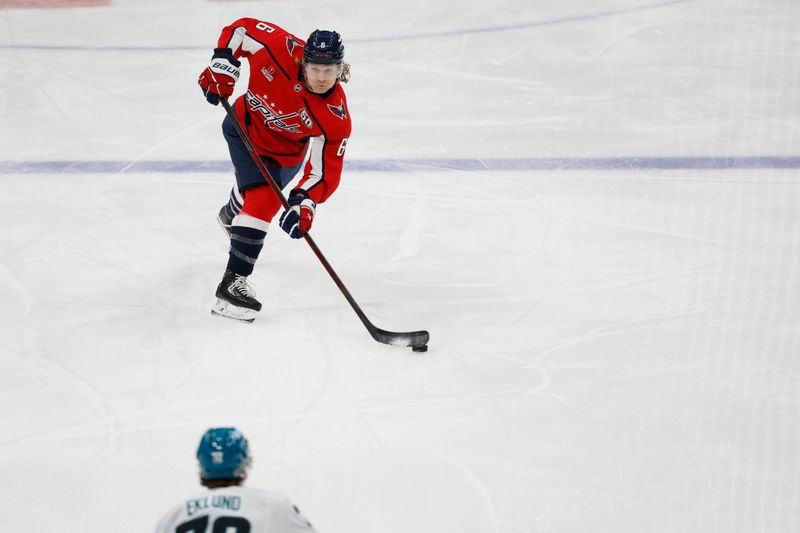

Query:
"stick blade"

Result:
[[368, 326, 430, 349]]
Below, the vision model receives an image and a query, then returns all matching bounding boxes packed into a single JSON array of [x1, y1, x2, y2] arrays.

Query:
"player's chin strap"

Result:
[[219, 98, 429, 351]]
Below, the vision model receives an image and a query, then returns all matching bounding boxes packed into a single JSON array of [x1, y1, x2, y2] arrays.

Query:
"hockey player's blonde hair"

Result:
[[339, 63, 351, 83]]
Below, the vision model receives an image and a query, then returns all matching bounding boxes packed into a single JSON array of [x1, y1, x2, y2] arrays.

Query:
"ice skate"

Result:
[[211, 270, 262, 322], [211, 298, 258, 323]]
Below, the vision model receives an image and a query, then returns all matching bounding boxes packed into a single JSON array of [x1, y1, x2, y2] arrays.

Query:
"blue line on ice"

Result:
[[1, 156, 799, 174]]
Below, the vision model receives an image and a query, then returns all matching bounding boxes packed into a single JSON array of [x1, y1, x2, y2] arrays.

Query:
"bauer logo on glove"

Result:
[[279, 189, 316, 239], [211, 60, 240, 77], [198, 48, 241, 106]]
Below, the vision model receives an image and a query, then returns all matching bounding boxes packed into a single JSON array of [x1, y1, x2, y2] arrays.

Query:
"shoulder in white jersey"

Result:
[[155, 486, 315, 533]]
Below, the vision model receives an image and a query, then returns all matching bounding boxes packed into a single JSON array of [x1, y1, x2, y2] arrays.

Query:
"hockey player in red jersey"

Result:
[[198, 19, 352, 322]]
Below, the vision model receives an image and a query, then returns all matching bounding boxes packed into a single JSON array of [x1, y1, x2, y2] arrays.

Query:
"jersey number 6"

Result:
[[337, 138, 348, 157], [176, 515, 251, 533], [255, 22, 275, 33]]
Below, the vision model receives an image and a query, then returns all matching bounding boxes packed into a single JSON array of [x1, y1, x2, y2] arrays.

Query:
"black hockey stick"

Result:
[[220, 98, 429, 350]]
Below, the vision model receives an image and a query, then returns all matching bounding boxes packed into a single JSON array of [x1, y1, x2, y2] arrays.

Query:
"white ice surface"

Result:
[[1, 1, 799, 532]]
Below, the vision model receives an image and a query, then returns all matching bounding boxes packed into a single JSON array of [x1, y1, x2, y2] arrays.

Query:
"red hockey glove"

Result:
[[279, 189, 316, 239], [198, 48, 241, 106]]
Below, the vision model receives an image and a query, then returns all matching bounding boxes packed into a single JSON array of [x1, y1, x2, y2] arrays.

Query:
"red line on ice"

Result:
[[0, 0, 110, 9]]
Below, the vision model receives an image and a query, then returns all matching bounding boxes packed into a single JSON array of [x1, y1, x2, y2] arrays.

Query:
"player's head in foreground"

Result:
[[197, 427, 252, 488], [301, 29, 350, 94]]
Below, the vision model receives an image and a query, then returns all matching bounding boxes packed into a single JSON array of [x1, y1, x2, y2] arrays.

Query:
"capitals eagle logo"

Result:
[[327, 100, 347, 119], [286, 36, 301, 55]]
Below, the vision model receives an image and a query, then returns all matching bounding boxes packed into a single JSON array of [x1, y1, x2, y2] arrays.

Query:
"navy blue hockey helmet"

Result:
[[197, 427, 251, 480], [304, 29, 344, 65]]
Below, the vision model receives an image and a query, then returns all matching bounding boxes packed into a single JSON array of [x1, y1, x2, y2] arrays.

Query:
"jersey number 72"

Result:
[[176, 515, 251, 533]]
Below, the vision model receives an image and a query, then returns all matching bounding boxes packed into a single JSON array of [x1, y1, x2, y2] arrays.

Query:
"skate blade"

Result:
[[211, 298, 257, 323]]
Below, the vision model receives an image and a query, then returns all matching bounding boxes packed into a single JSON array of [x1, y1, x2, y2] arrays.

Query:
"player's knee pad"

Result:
[[240, 186, 282, 222]]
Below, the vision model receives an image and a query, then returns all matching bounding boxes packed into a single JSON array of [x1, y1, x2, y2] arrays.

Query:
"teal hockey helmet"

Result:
[[197, 427, 251, 480]]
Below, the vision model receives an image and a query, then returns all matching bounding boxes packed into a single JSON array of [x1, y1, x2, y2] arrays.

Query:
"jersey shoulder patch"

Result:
[[327, 99, 347, 119], [286, 35, 303, 57]]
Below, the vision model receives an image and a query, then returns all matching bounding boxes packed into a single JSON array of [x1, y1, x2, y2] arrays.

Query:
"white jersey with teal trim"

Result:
[[154, 486, 317, 533]]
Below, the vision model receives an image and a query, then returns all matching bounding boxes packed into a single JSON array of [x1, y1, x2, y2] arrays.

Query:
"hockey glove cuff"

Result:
[[198, 48, 241, 106], [279, 189, 316, 239]]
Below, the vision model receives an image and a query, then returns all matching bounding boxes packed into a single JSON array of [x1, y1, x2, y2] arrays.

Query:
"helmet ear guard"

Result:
[[197, 427, 251, 480]]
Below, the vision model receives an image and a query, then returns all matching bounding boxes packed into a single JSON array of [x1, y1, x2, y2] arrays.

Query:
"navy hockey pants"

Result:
[[221, 113, 303, 192]]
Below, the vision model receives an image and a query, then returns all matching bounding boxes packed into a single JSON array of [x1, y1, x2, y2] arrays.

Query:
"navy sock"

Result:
[[227, 226, 266, 277]]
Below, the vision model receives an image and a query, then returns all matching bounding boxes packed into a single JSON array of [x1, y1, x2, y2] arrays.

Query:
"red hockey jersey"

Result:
[[217, 19, 351, 204]]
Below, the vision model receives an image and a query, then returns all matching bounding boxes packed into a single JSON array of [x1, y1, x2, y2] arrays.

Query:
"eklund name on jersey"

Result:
[[186, 494, 242, 517]]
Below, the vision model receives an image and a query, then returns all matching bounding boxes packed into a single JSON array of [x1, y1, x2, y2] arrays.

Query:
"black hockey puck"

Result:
[[411, 345, 428, 352]]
